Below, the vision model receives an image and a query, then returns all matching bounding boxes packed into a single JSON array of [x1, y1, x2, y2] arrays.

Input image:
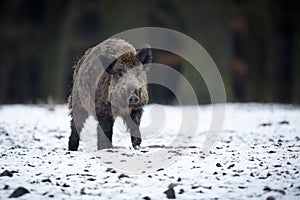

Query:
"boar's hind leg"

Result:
[[69, 118, 80, 151], [68, 106, 88, 151], [126, 109, 143, 149], [96, 106, 114, 150]]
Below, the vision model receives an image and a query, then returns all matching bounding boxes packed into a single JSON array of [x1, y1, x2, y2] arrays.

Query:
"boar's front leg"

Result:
[[96, 103, 114, 150], [125, 109, 143, 149]]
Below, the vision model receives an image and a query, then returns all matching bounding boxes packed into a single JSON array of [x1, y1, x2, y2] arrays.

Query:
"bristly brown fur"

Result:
[[116, 52, 141, 68]]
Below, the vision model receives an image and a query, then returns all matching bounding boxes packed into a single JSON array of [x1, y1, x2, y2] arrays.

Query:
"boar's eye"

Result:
[[115, 69, 126, 78]]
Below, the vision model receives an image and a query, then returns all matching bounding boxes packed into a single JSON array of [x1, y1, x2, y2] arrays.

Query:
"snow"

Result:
[[0, 103, 300, 199]]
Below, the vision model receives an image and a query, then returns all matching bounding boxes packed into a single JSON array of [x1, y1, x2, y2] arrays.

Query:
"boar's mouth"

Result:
[[128, 103, 144, 109], [110, 97, 144, 110], [110, 103, 144, 117]]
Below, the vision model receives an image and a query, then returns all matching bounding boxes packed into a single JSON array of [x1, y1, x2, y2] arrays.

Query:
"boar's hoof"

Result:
[[68, 133, 79, 151], [132, 137, 141, 149]]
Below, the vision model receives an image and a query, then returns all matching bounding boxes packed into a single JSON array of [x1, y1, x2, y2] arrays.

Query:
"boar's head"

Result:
[[100, 46, 152, 113]]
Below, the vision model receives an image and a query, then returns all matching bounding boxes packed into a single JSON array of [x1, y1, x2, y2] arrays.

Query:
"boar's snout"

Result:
[[128, 94, 140, 106], [128, 88, 142, 107]]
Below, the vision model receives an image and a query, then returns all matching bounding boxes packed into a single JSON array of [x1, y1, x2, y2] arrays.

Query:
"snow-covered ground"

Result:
[[0, 104, 299, 199]]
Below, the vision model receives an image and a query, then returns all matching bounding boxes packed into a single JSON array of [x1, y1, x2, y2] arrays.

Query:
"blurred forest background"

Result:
[[1, 0, 300, 104]]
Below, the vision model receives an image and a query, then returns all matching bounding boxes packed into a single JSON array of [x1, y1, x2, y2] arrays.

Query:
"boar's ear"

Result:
[[99, 54, 117, 75], [137, 45, 153, 68]]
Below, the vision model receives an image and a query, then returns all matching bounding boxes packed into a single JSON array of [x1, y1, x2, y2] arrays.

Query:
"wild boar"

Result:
[[68, 38, 152, 150]]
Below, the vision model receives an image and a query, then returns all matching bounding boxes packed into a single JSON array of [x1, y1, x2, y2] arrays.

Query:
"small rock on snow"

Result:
[[0, 170, 14, 177], [216, 163, 222, 167], [178, 189, 184, 194], [227, 164, 235, 169], [118, 174, 129, 179], [278, 120, 289, 125], [9, 187, 29, 198], [164, 188, 176, 199], [41, 178, 52, 183], [266, 196, 275, 200]]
